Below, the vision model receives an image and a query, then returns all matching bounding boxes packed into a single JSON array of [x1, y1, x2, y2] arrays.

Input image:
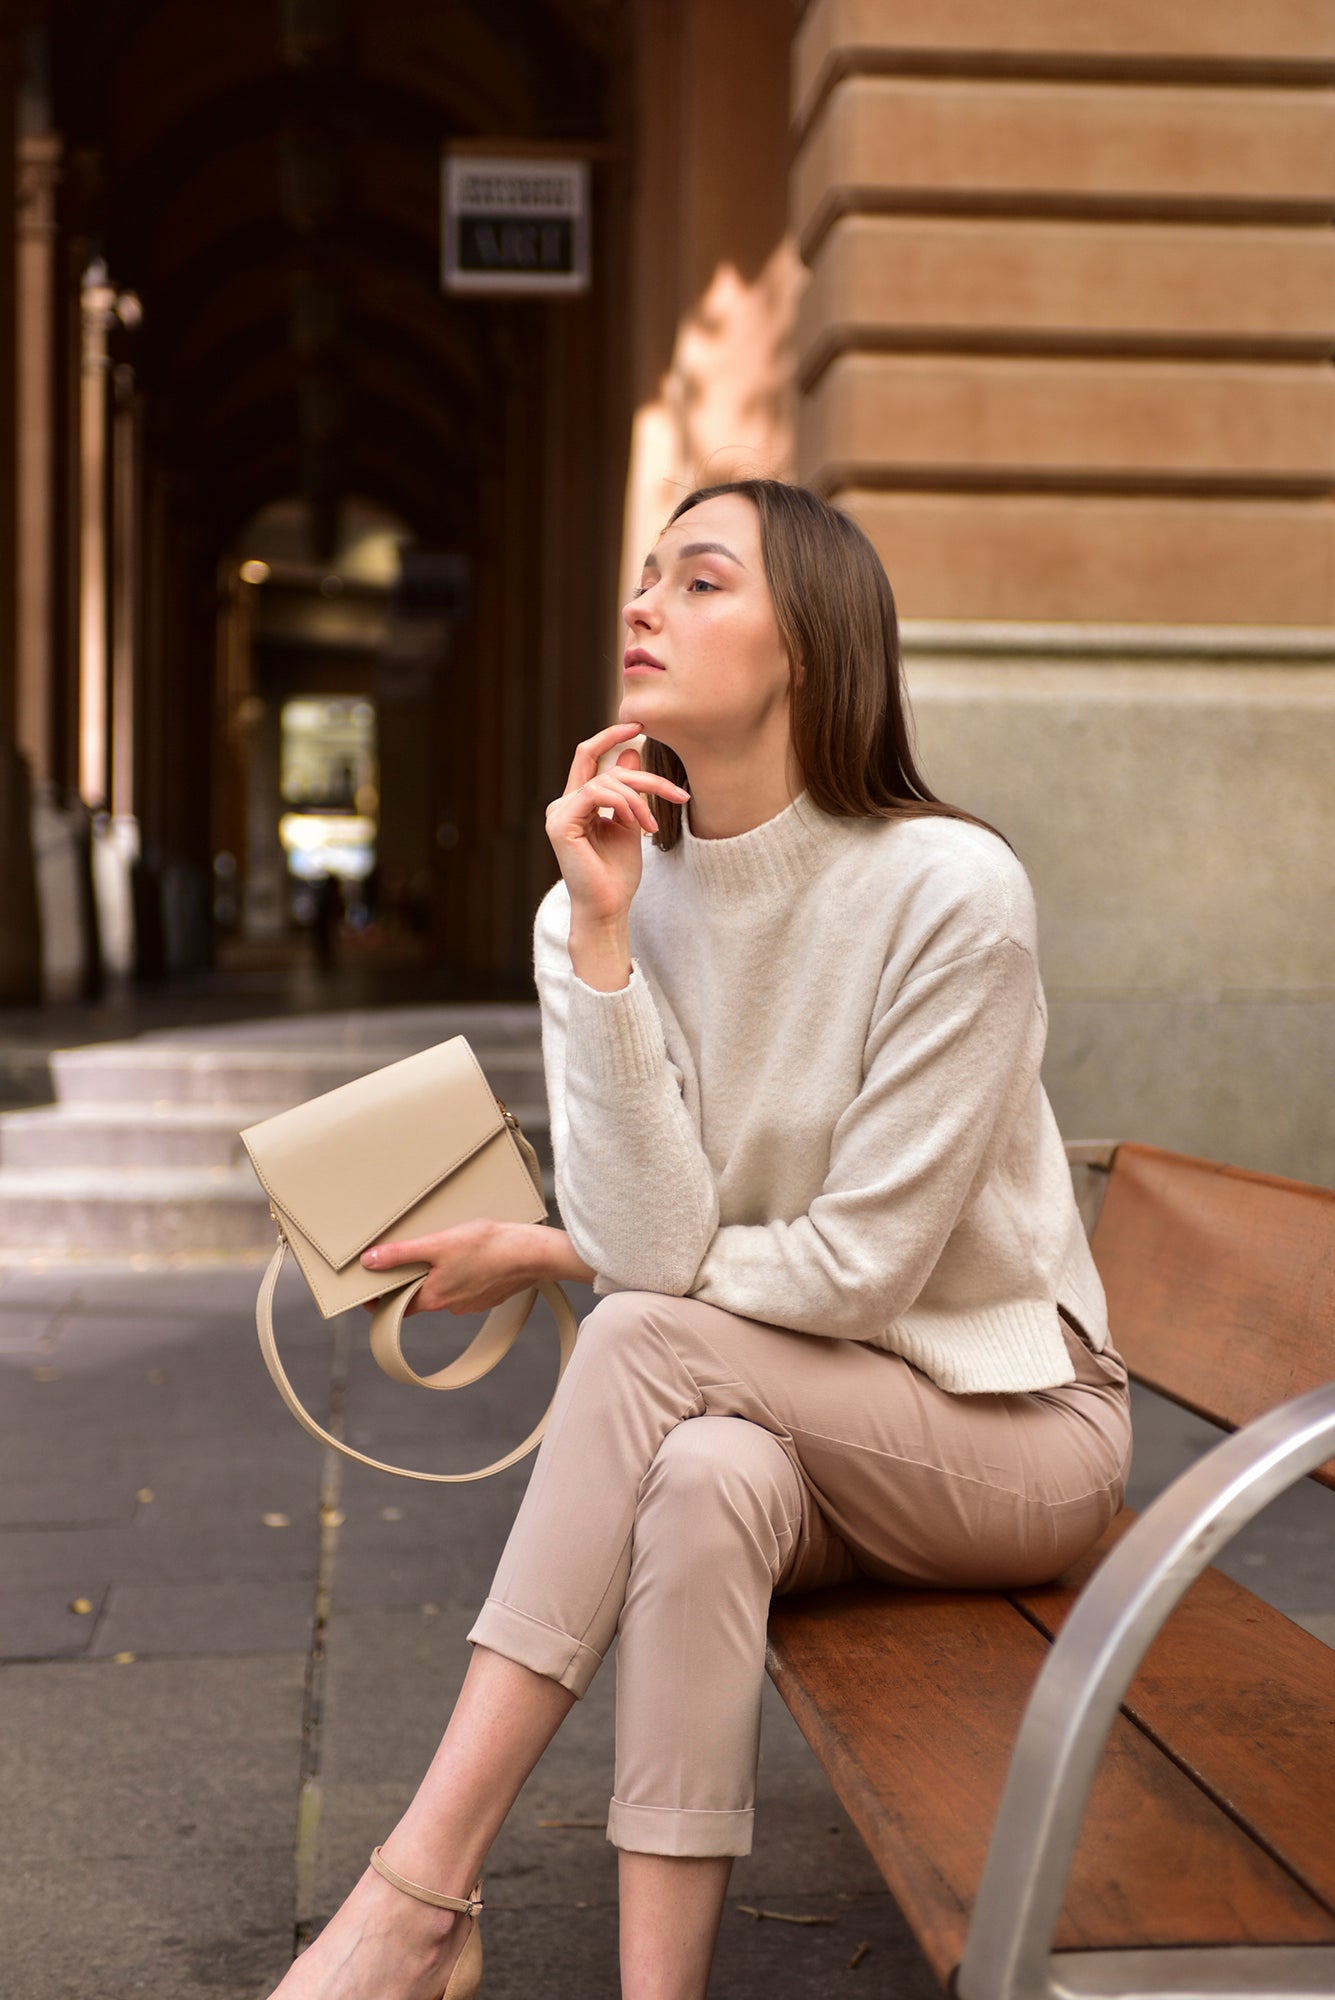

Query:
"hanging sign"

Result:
[[442, 154, 590, 296]]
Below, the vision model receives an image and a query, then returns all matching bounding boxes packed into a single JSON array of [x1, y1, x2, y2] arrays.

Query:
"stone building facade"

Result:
[[1, 0, 1332, 1180]]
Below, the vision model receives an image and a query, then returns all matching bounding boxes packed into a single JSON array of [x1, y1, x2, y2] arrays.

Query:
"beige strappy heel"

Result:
[[368, 1846, 484, 2000]]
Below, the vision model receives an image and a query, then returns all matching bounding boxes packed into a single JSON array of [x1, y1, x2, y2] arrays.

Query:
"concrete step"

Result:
[[50, 1043, 546, 1110], [0, 1142, 556, 1258], [0, 1104, 265, 1170], [0, 1006, 551, 1262], [0, 1165, 276, 1256], [0, 1097, 550, 1165]]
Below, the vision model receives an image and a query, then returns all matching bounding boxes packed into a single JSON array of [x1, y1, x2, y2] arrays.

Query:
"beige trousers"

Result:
[[468, 1291, 1131, 1857]]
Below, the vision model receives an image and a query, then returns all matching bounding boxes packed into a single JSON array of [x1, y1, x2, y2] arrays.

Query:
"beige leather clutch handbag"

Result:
[[241, 1036, 578, 1483]]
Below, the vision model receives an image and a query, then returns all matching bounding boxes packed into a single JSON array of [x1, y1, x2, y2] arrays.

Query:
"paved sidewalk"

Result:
[[1, 1107, 1331, 1996], [0, 1257, 941, 1999]]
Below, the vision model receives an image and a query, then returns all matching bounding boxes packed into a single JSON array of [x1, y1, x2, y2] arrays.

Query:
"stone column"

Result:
[[0, 29, 43, 1003], [15, 128, 60, 787], [110, 360, 140, 825], [78, 261, 116, 808]]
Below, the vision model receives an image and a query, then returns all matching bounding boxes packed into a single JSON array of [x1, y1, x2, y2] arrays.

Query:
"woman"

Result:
[[269, 480, 1130, 2000]]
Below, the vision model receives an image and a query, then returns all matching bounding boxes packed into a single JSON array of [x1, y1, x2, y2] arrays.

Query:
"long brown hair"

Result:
[[641, 479, 997, 850]]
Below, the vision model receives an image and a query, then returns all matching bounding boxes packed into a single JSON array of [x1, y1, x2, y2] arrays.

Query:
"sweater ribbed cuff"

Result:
[[565, 963, 668, 1088]]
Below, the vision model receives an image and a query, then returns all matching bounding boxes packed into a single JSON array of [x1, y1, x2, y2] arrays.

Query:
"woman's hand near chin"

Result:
[[360, 1219, 593, 1318], [545, 722, 689, 990]]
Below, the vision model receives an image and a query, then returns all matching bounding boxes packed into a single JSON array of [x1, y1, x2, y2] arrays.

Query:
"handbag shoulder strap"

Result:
[[255, 1237, 580, 1483]]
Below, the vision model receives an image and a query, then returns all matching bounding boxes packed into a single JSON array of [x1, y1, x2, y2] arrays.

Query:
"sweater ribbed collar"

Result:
[[675, 793, 841, 902]]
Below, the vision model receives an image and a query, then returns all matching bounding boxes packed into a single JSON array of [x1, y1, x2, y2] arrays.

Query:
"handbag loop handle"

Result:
[[369, 1276, 546, 1391], [256, 1236, 580, 1483]]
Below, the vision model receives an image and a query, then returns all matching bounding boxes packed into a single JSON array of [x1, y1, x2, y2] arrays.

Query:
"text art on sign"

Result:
[[442, 155, 589, 296]]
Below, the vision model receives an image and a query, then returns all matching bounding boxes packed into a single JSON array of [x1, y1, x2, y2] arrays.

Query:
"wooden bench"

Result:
[[766, 1142, 1335, 2000]]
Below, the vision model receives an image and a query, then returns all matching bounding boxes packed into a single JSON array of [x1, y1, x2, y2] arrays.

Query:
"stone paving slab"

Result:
[[1, 1313, 335, 1466], [0, 1653, 306, 2000], [0, 1295, 326, 1678], [92, 1578, 317, 1660], [0, 1423, 320, 1493], [0, 1581, 111, 1658], [0, 1516, 321, 1591], [0, 1471, 137, 1527], [105, 1450, 322, 1528]]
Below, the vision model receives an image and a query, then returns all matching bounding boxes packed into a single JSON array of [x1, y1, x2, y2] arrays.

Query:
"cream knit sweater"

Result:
[[533, 795, 1109, 1394]]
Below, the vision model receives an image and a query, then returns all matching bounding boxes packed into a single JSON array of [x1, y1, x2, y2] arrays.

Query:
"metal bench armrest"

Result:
[[958, 1381, 1335, 2000]]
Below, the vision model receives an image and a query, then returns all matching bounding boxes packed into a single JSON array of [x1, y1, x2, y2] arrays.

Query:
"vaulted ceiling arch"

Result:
[[212, 434, 470, 555], [46, 0, 615, 561], [162, 254, 485, 417], [172, 309, 480, 450]]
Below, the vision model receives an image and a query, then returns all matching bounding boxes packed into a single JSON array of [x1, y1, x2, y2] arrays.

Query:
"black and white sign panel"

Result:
[[442, 155, 590, 296]]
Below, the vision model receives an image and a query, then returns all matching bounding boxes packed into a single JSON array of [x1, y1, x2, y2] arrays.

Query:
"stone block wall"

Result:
[[904, 624, 1335, 1187], [792, 0, 1335, 1182]]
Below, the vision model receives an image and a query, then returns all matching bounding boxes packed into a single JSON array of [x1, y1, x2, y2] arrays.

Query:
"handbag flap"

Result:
[[241, 1036, 507, 1269]]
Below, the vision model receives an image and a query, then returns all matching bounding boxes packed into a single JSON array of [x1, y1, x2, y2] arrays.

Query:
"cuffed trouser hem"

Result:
[[606, 1798, 755, 1858], [467, 1597, 602, 1698]]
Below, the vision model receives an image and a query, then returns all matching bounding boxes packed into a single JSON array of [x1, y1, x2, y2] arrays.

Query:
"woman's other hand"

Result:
[[361, 1219, 592, 1317], [545, 724, 688, 989]]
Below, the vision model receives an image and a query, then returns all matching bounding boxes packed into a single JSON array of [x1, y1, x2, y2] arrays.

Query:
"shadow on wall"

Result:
[[620, 242, 807, 624]]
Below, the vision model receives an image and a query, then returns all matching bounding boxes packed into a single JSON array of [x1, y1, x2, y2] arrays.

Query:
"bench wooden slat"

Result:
[[1092, 1145, 1335, 1488], [766, 1583, 1335, 1987], [767, 1145, 1335, 1989], [1014, 1509, 1335, 1920]]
